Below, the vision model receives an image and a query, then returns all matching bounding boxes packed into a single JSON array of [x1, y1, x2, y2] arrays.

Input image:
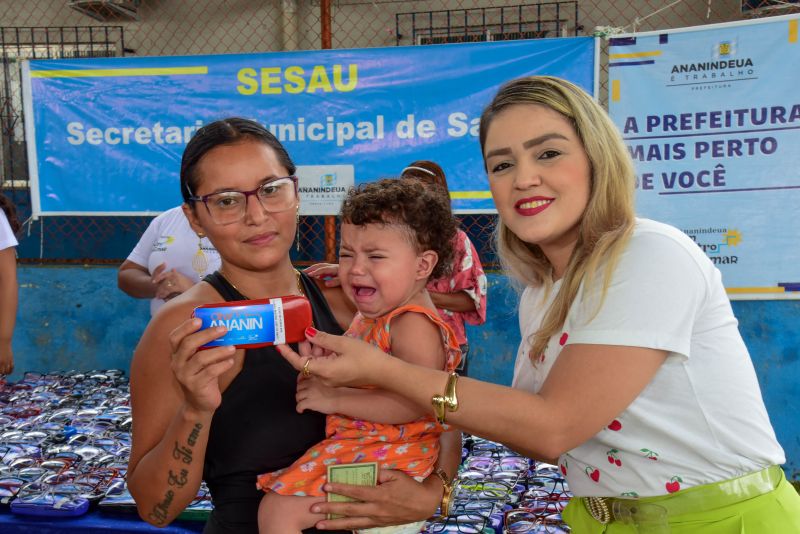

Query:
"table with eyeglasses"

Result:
[[0, 370, 572, 533], [421, 436, 573, 534], [0, 370, 207, 533]]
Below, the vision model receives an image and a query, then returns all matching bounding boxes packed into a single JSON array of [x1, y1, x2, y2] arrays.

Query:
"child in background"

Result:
[[257, 178, 461, 534], [400, 160, 487, 376]]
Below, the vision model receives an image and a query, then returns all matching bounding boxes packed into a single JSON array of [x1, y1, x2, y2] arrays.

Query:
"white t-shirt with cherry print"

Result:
[[512, 218, 784, 498]]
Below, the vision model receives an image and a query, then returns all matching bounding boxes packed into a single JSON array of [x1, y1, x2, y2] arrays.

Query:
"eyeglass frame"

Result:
[[424, 511, 489, 533], [470, 446, 521, 459], [516, 497, 569, 514], [526, 476, 569, 493], [503, 507, 568, 534], [186, 176, 299, 225], [449, 498, 499, 515], [465, 455, 530, 473], [454, 479, 515, 500], [459, 469, 521, 484], [520, 488, 572, 503]]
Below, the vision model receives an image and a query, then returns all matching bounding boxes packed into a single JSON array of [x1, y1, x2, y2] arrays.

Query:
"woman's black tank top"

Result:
[[201, 271, 346, 534]]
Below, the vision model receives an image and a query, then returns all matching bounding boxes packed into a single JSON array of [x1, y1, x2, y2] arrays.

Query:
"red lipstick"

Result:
[[514, 197, 553, 216]]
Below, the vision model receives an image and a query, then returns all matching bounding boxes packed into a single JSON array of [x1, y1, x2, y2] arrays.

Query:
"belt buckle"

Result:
[[585, 496, 612, 524]]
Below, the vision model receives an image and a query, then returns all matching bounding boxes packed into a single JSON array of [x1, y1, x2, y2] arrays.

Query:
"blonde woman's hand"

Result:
[[276, 329, 391, 388], [169, 318, 235, 415]]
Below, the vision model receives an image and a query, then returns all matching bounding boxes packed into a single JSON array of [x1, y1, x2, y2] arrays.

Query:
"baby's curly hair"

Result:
[[340, 177, 457, 280]]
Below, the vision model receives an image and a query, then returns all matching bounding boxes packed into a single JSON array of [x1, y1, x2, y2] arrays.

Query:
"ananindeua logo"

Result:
[[669, 38, 757, 85], [298, 172, 346, 194]]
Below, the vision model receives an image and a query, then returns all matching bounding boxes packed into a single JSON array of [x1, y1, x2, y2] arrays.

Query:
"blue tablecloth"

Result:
[[0, 509, 205, 533]]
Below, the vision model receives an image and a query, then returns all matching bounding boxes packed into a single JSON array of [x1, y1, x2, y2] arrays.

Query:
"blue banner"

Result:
[[24, 38, 596, 216], [607, 16, 800, 298]]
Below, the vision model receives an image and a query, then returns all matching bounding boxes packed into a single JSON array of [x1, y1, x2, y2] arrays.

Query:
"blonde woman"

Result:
[[277, 77, 800, 533]]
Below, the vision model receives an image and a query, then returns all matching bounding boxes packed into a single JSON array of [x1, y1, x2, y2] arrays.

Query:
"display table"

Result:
[[0, 370, 573, 534], [0, 510, 205, 533]]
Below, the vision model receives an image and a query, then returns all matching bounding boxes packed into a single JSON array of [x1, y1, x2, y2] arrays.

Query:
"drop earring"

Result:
[[295, 210, 301, 252], [192, 232, 209, 275]]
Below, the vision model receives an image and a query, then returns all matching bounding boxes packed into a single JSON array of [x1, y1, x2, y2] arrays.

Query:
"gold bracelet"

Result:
[[432, 467, 453, 518], [431, 372, 459, 424]]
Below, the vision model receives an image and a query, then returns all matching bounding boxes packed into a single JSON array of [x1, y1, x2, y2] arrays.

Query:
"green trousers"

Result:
[[563, 468, 800, 533]]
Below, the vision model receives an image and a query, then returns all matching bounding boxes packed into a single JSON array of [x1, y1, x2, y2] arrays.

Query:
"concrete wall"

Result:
[[13, 266, 800, 480], [15, 266, 150, 374]]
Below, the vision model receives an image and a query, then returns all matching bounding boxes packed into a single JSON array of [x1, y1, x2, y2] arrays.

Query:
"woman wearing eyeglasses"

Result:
[[126, 118, 461, 534], [277, 78, 800, 533]]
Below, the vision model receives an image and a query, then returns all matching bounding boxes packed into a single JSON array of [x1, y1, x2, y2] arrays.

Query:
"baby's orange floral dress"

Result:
[[256, 304, 461, 496]]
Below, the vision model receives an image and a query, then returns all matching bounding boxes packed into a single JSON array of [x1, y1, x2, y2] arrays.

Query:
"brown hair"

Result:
[[181, 117, 295, 204], [400, 160, 450, 199], [0, 194, 21, 234], [340, 177, 456, 279]]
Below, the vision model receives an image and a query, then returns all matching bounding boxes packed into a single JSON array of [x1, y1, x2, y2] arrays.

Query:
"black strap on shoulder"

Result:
[[203, 271, 244, 301]]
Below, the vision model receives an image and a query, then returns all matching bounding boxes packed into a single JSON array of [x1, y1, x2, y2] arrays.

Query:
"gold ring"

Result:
[[302, 358, 312, 378]]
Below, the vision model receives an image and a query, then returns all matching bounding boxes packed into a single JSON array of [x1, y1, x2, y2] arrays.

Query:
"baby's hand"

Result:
[[292, 340, 336, 361], [296, 376, 340, 415]]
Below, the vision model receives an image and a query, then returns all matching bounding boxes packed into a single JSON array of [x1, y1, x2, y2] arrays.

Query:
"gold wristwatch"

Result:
[[433, 467, 453, 518]]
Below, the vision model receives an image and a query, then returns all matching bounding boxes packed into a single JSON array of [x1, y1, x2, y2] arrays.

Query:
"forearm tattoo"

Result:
[[148, 423, 204, 525]]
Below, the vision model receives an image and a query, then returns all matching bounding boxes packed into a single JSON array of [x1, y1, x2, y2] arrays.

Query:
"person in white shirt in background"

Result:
[[118, 205, 221, 315], [0, 193, 20, 376]]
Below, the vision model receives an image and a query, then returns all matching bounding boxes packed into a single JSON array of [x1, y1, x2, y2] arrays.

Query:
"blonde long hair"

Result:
[[479, 76, 636, 360]]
